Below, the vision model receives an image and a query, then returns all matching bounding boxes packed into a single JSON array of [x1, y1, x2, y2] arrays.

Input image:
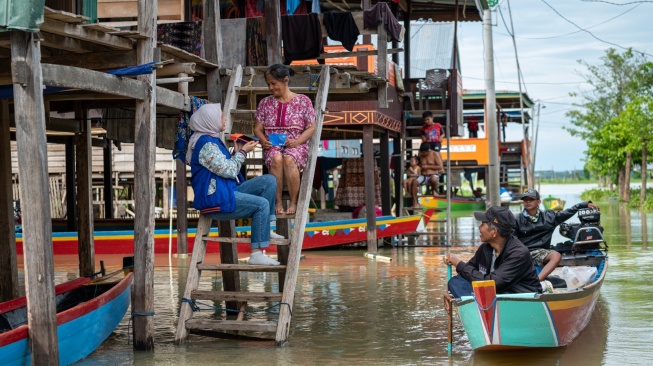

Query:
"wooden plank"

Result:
[[275, 66, 330, 346], [42, 63, 148, 100], [11, 30, 59, 363], [175, 215, 212, 344], [377, 5, 388, 108], [191, 290, 282, 302], [222, 65, 243, 138], [318, 48, 403, 59], [40, 17, 134, 51], [132, 0, 157, 351], [363, 125, 378, 252], [40, 32, 112, 54], [158, 44, 218, 68], [75, 106, 95, 277], [266, 0, 282, 64], [197, 264, 286, 272], [203, 0, 222, 103], [44, 6, 90, 23], [0, 99, 18, 301], [204, 236, 290, 246], [156, 85, 188, 111], [186, 319, 278, 333]]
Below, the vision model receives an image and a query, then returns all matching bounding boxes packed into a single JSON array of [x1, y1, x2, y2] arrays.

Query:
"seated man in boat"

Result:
[[443, 206, 541, 301], [410, 142, 443, 208], [516, 189, 600, 282]]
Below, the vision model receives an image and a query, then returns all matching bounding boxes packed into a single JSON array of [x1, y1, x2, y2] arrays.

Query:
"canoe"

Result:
[[452, 218, 607, 350], [420, 196, 486, 211], [0, 269, 133, 365], [542, 195, 566, 211], [16, 210, 435, 255]]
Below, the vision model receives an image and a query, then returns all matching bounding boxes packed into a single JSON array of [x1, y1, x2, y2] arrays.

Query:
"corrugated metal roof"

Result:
[[398, 22, 460, 79]]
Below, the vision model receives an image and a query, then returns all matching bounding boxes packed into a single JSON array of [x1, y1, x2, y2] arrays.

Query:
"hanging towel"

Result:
[[281, 13, 324, 64], [323, 12, 359, 51], [312, 0, 321, 14], [246, 0, 307, 17], [246, 17, 268, 66], [287, 0, 301, 15], [363, 3, 404, 42]]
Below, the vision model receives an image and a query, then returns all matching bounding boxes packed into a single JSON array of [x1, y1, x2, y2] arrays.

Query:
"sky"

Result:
[[455, 0, 652, 172]]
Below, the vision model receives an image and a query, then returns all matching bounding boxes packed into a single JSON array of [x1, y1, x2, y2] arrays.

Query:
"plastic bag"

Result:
[[561, 266, 598, 290]]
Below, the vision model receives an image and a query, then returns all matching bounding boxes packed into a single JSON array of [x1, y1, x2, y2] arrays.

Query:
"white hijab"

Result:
[[186, 103, 222, 164]]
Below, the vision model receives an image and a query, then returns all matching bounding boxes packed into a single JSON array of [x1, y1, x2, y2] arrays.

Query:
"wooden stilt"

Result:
[[175, 72, 189, 255], [132, 0, 157, 351], [363, 125, 378, 252], [11, 29, 59, 364], [0, 99, 18, 302], [265, 0, 282, 64], [75, 105, 94, 277], [103, 138, 114, 219]]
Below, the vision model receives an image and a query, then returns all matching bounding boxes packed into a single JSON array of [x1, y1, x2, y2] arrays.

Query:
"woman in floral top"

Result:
[[254, 64, 316, 215]]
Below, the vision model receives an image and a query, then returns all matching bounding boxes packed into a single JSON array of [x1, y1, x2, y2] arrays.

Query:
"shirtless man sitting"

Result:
[[410, 142, 444, 208]]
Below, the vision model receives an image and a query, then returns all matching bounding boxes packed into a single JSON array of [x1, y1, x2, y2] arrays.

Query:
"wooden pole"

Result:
[[103, 139, 114, 218], [65, 137, 77, 231], [377, 4, 388, 108], [203, 0, 223, 103], [265, 0, 282, 64], [0, 99, 18, 302], [75, 106, 95, 277], [11, 29, 59, 364], [363, 125, 377, 252], [132, 0, 157, 351], [175, 68, 188, 254], [380, 131, 391, 216]]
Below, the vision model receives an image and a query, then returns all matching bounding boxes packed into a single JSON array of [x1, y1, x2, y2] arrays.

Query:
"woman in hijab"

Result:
[[254, 64, 316, 216], [187, 103, 281, 266]]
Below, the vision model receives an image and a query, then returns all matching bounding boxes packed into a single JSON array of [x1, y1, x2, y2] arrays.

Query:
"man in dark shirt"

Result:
[[444, 206, 541, 299], [516, 188, 600, 281]]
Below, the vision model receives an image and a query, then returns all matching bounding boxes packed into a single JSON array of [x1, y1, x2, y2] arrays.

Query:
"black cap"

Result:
[[473, 206, 516, 235], [521, 189, 540, 200]]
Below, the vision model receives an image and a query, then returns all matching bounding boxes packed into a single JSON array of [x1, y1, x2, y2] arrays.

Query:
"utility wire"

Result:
[[540, 0, 653, 57], [464, 75, 586, 85], [494, 3, 640, 39], [580, 0, 653, 5]]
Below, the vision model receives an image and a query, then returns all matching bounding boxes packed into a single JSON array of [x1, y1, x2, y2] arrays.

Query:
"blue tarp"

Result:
[[0, 62, 159, 99]]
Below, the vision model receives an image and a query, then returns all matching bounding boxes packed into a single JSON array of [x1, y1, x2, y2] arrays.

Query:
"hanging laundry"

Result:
[[287, 0, 301, 15], [157, 21, 203, 57], [246, 0, 307, 18], [281, 13, 324, 64], [246, 17, 268, 66], [363, 2, 404, 42], [174, 96, 208, 162], [312, 0, 321, 14], [323, 12, 360, 51]]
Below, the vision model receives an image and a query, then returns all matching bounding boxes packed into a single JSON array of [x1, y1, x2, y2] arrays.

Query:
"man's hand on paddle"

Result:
[[443, 254, 460, 267]]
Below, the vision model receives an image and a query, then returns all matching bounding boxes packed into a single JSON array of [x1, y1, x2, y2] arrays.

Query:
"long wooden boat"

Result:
[[0, 269, 133, 365], [452, 211, 607, 350], [420, 196, 486, 211], [16, 210, 434, 255], [542, 195, 566, 211]]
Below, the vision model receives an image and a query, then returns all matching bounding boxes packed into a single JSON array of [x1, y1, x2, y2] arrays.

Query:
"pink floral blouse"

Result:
[[255, 94, 315, 171]]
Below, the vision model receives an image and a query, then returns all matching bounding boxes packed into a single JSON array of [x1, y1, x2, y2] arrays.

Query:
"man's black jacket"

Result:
[[516, 202, 591, 250], [455, 235, 541, 294]]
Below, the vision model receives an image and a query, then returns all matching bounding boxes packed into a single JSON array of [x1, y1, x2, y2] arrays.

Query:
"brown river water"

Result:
[[17, 184, 653, 365]]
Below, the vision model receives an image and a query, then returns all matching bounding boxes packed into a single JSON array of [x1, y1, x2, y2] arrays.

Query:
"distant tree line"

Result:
[[565, 48, 653, 205]]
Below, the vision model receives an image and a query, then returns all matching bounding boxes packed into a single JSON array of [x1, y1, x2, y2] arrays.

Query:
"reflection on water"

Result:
[[16, 184, 653, 364]]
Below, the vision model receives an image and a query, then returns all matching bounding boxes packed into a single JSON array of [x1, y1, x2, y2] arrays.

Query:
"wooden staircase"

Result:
[[175, 65, 330, 346]]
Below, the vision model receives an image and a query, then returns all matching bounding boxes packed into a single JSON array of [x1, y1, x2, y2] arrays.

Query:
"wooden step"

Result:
[[197, 263, 286, 272], [186, 319, 278, 333], [191, 290, 282, 302], [203, 237, 290, 246], [231, 109, 257, 115], [236, 86, 316, 94]]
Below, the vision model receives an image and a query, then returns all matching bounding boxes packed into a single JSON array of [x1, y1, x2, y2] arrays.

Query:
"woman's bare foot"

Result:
[[286, 202, 297, 215], [275, 202, 285, 215]]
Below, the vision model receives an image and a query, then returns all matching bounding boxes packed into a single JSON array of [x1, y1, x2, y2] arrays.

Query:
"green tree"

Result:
[[566, 49, 652, 201]]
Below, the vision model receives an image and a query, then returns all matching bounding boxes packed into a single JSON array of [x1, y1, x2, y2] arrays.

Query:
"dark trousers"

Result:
[[469, 130, 478, 138], [448, 275, 474, 298]]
